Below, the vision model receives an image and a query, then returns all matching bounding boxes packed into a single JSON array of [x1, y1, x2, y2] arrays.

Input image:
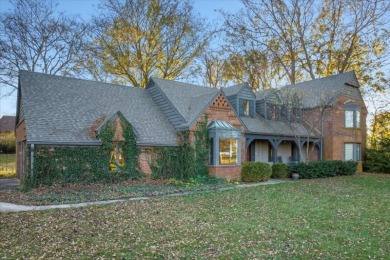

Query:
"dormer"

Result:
[[222, 83, 256, 118], [255, 89, 280, 120]]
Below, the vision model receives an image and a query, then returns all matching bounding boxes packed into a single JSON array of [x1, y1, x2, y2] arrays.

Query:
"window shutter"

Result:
[[239, 98, 244, 116], [249, 100, 255, 117]]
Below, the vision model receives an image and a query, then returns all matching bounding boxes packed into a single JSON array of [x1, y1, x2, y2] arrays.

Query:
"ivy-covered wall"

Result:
[[22, 116, 140, 189], [151, 118, 210, 180]]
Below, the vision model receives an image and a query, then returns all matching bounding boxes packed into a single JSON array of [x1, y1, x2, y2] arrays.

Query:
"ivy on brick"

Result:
[[21, 116, 140, 190], [151, 117, 210, 180]]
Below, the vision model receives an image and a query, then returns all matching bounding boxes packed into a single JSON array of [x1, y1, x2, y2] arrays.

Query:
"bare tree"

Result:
[[278, 87, 336, 162], [200, 51, 228, 88], [86, 0, 209, 88], [0, 0, 90, 94], [223, 0, 390, 90], [224, 0, 316, 84]]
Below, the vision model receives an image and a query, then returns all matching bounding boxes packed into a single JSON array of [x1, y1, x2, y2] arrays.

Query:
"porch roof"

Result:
[[241, 114, 318, 137]]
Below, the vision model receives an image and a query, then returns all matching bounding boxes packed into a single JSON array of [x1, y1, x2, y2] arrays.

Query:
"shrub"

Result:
[[287, 160, 358, 179], [271, 163, 288, 178], [365, 146, 390, 174], [0, 132, 16, 154], [241, 161, 272, 182]]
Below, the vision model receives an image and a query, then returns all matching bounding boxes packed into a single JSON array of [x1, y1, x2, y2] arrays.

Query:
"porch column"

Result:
[[270, 139, 282, 163], [249, 141, 255, 161]]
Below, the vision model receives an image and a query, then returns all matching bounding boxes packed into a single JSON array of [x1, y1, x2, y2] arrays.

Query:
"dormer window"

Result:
[[243, 100, 250, 116]]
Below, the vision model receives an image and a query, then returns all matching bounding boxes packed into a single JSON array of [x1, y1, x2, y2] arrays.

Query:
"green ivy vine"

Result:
[[21, 115, 140, 190], [151, 116, 210, 180]]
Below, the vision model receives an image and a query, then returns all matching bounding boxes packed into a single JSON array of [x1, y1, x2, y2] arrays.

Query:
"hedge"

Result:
[[364, 147, 390, 174], [241, 161, 272, 182], [271, 163, 288, 178], [287, 160, 358, 179]]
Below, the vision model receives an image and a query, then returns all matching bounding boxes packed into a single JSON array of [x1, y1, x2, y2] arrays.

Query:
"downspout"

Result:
[[30, 144, 35, 177], [320, 109, 324, 161]]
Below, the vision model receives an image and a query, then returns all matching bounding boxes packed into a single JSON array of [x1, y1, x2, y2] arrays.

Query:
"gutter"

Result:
[[26, 140, 102, 146], [26, 140, 178, 147]]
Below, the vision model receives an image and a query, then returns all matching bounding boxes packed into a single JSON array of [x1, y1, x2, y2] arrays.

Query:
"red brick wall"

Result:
[[139, 147, 153, 175], [304, 94, 367, 162], [15, 120, 26, 143], [208, 165, 241, 180], [192, 92, 244, 179], [15, 120, 26, 178]]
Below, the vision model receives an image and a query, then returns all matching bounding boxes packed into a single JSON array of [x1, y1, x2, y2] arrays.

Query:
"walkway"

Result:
[[0, 179, 292, 213]]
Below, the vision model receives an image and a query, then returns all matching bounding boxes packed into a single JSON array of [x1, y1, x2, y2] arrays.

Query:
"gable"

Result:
[[198, 92, 245, 132]]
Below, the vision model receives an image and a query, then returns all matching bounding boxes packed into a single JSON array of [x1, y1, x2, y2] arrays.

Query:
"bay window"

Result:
[[219, 139, 238, 164], [208, 120, 241, 166]]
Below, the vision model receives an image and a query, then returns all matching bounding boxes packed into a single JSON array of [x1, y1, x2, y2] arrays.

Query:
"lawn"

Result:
[[0, 154, 16, 178], [1, 173, 389, 259]]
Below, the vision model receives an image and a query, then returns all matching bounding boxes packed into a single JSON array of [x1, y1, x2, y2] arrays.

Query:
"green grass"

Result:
[[0, 154, 16, 178], [1, 173, 389, 259]]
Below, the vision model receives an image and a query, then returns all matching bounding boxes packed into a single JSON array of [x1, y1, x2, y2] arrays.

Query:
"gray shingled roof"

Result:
[[280, 71, 359, 108], [19, 71, 178, 146], [255, 89, 280, 103], [0, 116, 15, 132], [151, 77, 219, 128], [241, 114, 316, 137], [221, 83, 249, 96]]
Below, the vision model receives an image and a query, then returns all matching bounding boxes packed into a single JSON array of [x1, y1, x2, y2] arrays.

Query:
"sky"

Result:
[[0, 0, 244, 117]]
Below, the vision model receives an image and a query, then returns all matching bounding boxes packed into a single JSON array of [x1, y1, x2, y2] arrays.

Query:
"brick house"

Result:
[[15, 71, 366, 180]]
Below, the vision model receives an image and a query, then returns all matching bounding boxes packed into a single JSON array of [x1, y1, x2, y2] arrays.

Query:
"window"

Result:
[[344, 143, 361, 161], [243, 100, 250, 116], [219, 139, 238, 164], [345, 104, 360, 128], [109, 146, 124, 171]]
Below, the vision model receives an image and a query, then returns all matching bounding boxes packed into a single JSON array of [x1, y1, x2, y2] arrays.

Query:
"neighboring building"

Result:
[[0, 115, 16, 149], [0, 115, 15, 134], [15, 70, 367, 180]]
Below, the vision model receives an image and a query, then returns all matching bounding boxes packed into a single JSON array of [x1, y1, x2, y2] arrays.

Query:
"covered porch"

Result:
[[246, 134, 322, 164]]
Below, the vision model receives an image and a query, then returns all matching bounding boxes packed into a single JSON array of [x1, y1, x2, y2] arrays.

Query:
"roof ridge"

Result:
[[282, 71, 357, 89], [19, 70, 137, 90]]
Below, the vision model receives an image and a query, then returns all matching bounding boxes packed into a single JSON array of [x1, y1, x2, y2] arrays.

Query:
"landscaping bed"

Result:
[[0, 178, 230, 206]]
